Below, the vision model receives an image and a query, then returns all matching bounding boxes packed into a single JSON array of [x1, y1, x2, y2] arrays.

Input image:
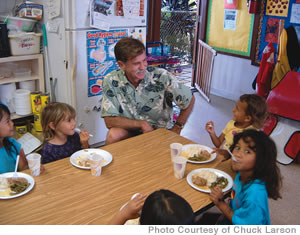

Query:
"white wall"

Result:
[[211, 53, 259, 101]]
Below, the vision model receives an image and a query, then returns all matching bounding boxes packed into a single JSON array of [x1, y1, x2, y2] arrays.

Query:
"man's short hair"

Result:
[[114, 37, 145, 63]]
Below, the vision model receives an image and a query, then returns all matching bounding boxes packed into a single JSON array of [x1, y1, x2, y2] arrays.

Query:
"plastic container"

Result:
[[15, 2, 43, 20], [14, 89, 32, 115], [8, 32, 42, 55], [13, 68, 32, 77], [0, 15, 37, 34]]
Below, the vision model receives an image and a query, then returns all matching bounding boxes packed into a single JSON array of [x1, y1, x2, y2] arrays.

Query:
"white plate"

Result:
[[70, 148, 113, 169], [181, 144, 216, 164], [186, 168, 233, 193], [0, 172, 35, 199]]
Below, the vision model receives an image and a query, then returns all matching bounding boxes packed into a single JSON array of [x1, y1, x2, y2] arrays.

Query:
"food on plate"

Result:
[[75, 153, 107, 167], [192, 170, 217, 187], [181, 146, 211, 161], [8, 177, 30, 194], [0, 177, 9, 190], [191, 175, 207, 186], [75, 154, 91, 167], [210, 176, 229, 189], [0, 177, 30, 196], [191, 170, 229, 190], [188, 150, 211, 161]]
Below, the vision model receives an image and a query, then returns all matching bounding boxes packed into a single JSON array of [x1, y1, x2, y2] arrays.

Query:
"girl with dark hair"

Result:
[[209, 129, 282, 225], [205, 94, 267, 161], [0, 103, 27, 173], [109, 189, 195, 225]]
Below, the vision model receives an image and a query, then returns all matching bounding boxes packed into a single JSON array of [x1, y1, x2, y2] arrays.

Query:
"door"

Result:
[[191, 0, 216, 102]]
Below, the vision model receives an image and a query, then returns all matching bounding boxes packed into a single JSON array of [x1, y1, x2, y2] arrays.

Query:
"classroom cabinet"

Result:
[[0, 54, 45, 119]]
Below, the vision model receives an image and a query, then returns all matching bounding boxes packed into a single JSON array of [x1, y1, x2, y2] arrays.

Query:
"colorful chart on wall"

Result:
[[86, 29, 128, 97], [206, 0, 254, 56], [253, 0, 300, 64], [86, 27, 146, 97]]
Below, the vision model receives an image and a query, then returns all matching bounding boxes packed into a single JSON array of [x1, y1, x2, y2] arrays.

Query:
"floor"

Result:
[[182, 92, 300, 225]]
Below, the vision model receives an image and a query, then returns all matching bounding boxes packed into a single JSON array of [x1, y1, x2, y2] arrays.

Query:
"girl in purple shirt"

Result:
[[41, 102, 90, 164]]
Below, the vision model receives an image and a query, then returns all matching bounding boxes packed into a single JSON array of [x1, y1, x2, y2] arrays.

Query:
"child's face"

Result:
[[232, 100, 249, 123], [53, 115, 76, 136], [231, 138, 256, 173], [0, 112, 14, 138]]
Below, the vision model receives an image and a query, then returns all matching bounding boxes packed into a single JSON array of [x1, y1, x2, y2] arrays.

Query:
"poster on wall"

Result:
[[223, 9, 237, 30], [90, 0, 114, 30], [266, 0, 290, 17], [290, 3, 300, 23], [265, 18, 282, 43], [86, 29, 128, 97]]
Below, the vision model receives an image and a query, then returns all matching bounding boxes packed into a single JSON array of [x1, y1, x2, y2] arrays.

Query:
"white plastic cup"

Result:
[[88, 154, 103, 176], [26, 153, 41, 176], [170, 143, 183, 159], [172, 156, 187, 179]]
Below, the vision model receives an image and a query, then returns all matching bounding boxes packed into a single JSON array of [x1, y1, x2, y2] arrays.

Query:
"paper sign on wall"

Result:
[[224, 0, 238, 9], [224, 9, 237, 30]]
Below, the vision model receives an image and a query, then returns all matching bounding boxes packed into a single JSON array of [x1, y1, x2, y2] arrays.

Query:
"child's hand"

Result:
[[79, 130, 90, 142], [210, 186, 224, 206], [121, 194, 147, 220], [79, 130, 90, 149], [205, 121, 215, 135], [213, 148, 230, 162], [109, 193, 147, 224]]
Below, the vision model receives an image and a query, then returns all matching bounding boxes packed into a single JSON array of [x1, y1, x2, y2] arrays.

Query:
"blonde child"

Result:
[[41, 102, 90, 164], [209, 129, 281, 225], [206, 94, 267, 159], [0, 103, 28, 173]]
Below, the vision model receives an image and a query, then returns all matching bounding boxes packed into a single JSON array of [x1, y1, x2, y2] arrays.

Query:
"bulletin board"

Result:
[[253, 0, 300, 64], [206, 0, 255, 57]]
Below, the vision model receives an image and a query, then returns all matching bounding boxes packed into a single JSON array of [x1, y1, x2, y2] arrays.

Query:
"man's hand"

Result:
[[140, 120, 154, 133]]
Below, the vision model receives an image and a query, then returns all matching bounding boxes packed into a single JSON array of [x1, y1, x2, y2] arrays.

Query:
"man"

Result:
[[101, 37, 195, 144]]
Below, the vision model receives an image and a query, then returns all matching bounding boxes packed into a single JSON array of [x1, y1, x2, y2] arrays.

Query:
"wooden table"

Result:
[[0, 129, 235, 224]]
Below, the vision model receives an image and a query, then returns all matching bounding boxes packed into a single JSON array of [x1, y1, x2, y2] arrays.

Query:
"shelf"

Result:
[[11, 112, 34, 120], [0, 75, 39, 85], [0, 53, 45, 92], [0, 54, 42, 63]]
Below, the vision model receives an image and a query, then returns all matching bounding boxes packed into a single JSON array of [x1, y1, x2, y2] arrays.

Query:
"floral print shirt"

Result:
[[101, 67, 192, 129]]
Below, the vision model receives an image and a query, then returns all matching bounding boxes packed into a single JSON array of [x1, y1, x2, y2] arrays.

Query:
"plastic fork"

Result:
[[74, 128, 93, 138], [224, 146, 238, 162]]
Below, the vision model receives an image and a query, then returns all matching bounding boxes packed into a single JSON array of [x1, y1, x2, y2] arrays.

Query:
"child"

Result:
[[41, 102, 90, 164], [209, 129, 282, 225], [206, 94, 267, 160], [109, 189, 195, 225], [0, 103, 28, 173]]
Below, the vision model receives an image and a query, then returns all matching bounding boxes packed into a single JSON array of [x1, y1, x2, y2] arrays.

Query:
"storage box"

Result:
[[15, 1, 43, 20], [8, 32, 42, 55], [0, 15, 37, 34]]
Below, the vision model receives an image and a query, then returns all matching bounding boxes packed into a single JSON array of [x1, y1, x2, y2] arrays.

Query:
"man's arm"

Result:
[[104, 116, 153, 133], [171, 95, 195, 134]]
